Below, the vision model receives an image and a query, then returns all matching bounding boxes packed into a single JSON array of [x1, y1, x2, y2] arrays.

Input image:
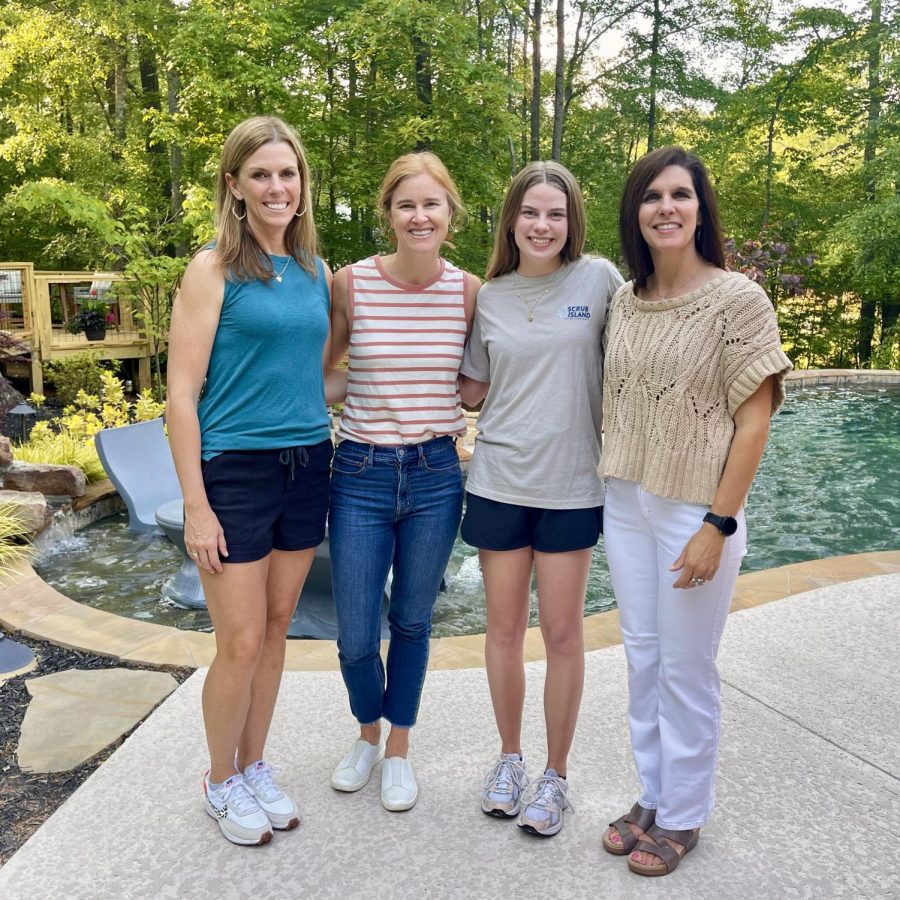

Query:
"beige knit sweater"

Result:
[[602, 272, 793, 505]]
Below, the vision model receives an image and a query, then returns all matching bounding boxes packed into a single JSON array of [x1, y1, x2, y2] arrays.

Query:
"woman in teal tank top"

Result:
[[167, 117, 344, 846]]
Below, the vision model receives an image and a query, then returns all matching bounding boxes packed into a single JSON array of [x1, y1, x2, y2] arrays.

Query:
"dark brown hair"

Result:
[[619, 146, 725, 289]]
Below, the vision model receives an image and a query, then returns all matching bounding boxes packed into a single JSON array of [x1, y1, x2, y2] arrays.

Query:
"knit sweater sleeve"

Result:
[[721, 278, 793, 417]]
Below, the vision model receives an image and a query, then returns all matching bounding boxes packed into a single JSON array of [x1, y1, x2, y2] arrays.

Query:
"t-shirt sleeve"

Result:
[[460, 302, 490, 382], [722, 281, 794, 417]]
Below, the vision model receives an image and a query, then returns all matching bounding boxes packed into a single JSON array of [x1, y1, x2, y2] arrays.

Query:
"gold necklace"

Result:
[[648, 267, 705, 302], [273, 256, 292, 283], [513, 266, 563, 323]]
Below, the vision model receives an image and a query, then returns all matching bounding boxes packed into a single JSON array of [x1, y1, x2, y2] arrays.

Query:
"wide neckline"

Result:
[[373, 255, 446, 291], [631, 272, 736, 311]]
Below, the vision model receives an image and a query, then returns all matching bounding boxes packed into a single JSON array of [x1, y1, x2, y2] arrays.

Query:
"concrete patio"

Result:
[[1, 572, 898, 899]]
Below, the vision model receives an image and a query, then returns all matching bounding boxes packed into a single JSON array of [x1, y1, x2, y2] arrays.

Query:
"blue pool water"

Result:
[[35, 385, 900, 637]]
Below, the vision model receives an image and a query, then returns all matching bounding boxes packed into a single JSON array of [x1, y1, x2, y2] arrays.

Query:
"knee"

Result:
[[486, 621, 527, 650], [388, 612, 431, 643], [216, 632, 264, 672], [337, 632, 380, 666], [540, 621, 583, 658], [265, 607, 295, 640]]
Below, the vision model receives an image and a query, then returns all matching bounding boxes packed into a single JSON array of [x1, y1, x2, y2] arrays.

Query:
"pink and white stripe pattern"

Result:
[[337, 255, 467, 445]]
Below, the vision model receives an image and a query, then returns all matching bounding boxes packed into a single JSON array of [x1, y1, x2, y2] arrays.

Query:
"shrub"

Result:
[[13, 370, 166, 481], [0, 503, 32, 575], [44, 352, 119, 406]]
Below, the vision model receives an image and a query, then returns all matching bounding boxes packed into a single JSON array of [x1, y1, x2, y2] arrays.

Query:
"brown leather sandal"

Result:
[[602, 801, 656, 856], [627, 824, 700, 876]]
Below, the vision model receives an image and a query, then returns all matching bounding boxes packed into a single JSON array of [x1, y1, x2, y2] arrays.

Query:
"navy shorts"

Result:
[[201, 439, 333, 563], [461, 492, 602, 553]]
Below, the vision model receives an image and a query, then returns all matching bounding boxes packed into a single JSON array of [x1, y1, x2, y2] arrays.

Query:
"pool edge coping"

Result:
[[2, 549, 898, 671]]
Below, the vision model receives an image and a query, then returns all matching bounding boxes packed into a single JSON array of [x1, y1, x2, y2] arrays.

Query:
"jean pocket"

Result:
[[422, 446, 461, 474], [332, 447, 369, 476]]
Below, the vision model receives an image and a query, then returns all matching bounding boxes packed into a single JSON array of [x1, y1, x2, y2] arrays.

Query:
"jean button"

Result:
[[398, 448, 405, 457]]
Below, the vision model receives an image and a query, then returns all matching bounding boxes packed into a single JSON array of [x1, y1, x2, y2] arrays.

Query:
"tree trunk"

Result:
[[858, 0, 882, 365], [530, 0, 542, 161], [551, 0, 565, 160], [647, 0, 661, 152], [412, 28, 433, 151], [166, 68, 185, 254]]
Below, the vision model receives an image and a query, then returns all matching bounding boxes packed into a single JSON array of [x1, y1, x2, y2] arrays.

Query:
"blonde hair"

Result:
[[486, 161, 586, 280], [214, 116, 318, 280], [376, 152, 467, 246]]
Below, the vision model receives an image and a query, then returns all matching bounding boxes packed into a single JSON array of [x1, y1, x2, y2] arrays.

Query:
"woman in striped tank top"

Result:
[[327, 153, 480, 811]]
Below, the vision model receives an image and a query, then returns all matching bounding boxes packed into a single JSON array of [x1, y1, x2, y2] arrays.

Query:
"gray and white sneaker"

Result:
[[242, 760, 300, 830], [516, 768, 573, 837], [481, 753, 528, 818], [203, 771, 273, 846]]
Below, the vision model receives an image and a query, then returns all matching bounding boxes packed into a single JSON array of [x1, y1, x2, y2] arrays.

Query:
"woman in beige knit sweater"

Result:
[[600, 146, 792, 877]]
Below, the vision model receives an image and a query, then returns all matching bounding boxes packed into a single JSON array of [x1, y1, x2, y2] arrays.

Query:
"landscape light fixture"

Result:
[[8, 401, 36, 442]]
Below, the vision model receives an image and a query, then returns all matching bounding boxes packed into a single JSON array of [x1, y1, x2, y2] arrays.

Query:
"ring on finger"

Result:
[[191, 550, 199, 558], [690, 576, 707, 586]]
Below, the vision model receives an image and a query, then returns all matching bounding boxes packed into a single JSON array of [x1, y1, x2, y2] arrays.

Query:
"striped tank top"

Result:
[[336, 255, 468, 445]]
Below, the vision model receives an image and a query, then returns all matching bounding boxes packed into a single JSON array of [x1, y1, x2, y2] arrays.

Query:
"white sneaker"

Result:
[[242, 760, 300, 830], [381, 757, 418, 812], [331, 738, 385, 792], [203, 771, 273, 846], [481, 752, 528, 817], [517, 768, 573, 837]]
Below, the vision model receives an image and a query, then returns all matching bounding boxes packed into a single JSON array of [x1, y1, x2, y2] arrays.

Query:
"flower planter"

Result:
[[84, 326, 107, 341]]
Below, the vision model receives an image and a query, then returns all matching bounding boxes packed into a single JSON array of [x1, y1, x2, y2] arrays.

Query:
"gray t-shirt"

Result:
[[460, 255, 624, 509]]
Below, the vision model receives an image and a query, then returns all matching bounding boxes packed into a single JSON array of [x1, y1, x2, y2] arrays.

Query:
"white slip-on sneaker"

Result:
[[331, 738, 385, 792], [481, 752, 528, 817], [242, 760, 300, 830], [203, 771, 273, 846], [381, 756, 418, 812]]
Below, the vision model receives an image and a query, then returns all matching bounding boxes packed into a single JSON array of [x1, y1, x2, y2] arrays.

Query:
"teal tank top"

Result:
[[198, 255, 331, 458]]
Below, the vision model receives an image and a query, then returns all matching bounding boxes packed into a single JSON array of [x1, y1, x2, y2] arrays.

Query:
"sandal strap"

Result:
[[633, 837, 681, 872], [623, 801, 656, 832], [608, 802, 655, 848], [633, 825, 699, 874]]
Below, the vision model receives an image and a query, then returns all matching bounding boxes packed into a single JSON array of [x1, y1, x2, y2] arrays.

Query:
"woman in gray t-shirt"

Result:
[[459, 161, 623, 838]]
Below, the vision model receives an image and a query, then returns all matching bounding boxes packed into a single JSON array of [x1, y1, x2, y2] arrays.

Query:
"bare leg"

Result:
[[481, 548, 534, 755], [237, 548, 316, 769], [385, 725, 409, 758], [200, 560, 269, 783], [534, 548, 592, 776]]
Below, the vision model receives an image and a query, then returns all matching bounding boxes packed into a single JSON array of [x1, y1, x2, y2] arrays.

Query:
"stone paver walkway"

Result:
[[1, 573, 898, 899]]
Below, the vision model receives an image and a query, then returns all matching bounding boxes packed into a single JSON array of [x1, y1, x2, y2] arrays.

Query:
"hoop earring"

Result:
[[294, 202, 307, 219], [230, 198, 246, 222]]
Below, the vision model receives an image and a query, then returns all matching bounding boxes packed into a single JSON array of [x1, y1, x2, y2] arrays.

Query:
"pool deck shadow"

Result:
[[1, 571, 898, 898], [1, 549, 899, 672]]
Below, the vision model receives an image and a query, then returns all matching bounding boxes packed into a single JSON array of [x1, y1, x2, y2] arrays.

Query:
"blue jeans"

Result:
[[329, 436, 463, 728]]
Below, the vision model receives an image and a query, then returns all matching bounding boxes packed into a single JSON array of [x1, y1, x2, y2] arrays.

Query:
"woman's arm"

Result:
[[459, 374, 489, 408], [463, 271, 481, 335], [166, 249, 227, 574], [670, 375, 775, 589], [319, 262, 347, 406]]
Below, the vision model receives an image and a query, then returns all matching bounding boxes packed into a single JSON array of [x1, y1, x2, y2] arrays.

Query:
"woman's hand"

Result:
[[670, 524, 726, 589], [184, 502, 228, 574]]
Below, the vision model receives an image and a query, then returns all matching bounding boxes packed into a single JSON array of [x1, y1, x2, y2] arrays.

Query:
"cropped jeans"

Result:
[[604, 478, 747, 830], [328, 436, 463, 728]]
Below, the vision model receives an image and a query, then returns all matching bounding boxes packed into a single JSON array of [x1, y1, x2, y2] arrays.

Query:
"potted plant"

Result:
[[68, 300, 113, 341]]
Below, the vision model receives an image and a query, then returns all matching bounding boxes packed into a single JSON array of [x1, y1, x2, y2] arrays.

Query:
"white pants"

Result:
[[604, 478, 747, 830]]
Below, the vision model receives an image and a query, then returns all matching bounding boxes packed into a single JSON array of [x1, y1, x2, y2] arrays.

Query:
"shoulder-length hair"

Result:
[[214, 116, 318, 281], [486, 161, 586, 281], [377, 151, 467, 246], [619, 146, 725, 289]]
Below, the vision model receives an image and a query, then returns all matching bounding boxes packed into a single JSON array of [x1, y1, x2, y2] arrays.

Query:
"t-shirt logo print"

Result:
[[557, 303, 591, 320]]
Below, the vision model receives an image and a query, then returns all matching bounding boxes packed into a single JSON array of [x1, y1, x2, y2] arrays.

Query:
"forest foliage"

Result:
[[1, 0, 898, 367]]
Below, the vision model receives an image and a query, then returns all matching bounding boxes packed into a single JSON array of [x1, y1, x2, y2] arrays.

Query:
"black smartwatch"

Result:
[[703, 512, 738, 536]]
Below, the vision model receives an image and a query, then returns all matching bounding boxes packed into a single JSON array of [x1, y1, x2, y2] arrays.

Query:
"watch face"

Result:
[[721, 516, 738, 536]]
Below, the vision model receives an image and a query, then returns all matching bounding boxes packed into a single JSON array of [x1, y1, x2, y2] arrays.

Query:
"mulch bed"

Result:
[[0, 630, 193, 867]]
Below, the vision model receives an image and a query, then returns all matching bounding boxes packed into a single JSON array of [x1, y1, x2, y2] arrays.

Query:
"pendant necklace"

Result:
[[513, 265, 563, 323], [273, 256, 292, 283], [648, 266, 705, 302]]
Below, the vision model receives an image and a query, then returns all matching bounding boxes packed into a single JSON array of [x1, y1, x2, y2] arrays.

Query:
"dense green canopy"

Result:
[[1, 0, 897, 366]]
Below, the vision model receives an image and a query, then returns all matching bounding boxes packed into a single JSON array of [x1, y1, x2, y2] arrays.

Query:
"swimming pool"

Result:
[[34, 384, 900, 637]]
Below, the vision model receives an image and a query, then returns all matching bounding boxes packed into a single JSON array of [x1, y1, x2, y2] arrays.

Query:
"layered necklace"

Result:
[[273, 256, 292, 283], [513, 264, 565, 323]]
